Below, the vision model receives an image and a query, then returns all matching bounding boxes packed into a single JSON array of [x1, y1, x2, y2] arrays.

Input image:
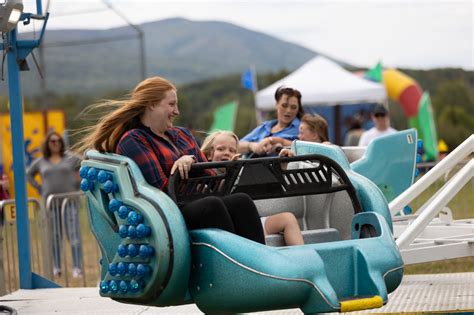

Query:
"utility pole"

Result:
[[102, 1, 146, 80]]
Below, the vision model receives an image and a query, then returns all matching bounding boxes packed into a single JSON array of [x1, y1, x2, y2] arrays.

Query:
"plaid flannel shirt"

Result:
[[116, 124, 210, 192]]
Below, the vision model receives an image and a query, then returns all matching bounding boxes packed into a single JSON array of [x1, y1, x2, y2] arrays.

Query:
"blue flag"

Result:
[[241, 68, 256, 92]]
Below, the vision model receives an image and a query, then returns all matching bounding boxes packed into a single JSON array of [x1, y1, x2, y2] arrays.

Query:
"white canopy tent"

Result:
[[256, 56, 387, 109]]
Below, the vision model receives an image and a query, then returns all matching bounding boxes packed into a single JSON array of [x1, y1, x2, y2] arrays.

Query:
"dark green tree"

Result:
[[432, 81, 473, 117], [437, 106, 474, 150]]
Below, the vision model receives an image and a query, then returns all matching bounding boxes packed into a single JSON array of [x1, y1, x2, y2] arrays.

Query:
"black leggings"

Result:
[[180, 193, 265, 244]]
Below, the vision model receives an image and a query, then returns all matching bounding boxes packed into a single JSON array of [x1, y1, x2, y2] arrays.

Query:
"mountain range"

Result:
[[10, 17, 319, 96]]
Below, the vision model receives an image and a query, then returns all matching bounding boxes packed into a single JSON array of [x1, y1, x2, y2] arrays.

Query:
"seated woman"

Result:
[[202, 131, 304, 246], [75, 76, 265, 244], [238, 86, 304, 157]]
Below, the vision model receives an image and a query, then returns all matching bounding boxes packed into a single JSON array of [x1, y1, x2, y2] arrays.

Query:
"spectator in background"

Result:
[[358, 105, 397, 146], [239, 87, 304, 157], [27, 131, 83, 278], [0, 168, 9, 225], [0, 171, 8, 201], [344, 115, 364, 146]]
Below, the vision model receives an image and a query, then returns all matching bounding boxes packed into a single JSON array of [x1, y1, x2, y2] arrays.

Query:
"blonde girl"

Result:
[[202, 131, 304, 246]]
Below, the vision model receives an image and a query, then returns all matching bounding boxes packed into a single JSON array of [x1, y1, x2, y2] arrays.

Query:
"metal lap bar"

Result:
[[169, 154, 360, 211]]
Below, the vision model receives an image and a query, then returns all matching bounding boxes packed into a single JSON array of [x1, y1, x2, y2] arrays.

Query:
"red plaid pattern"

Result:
[[116, 124, 209, 192]]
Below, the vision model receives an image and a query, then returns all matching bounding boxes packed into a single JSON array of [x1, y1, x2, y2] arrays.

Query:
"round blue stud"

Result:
[[139, 245, 154, 258], [417, 139, 423, 151], [138, 245, 148, 258], [127, 211, 143, 225], [137, 264, 151, 277], [127, 263, 137, 276], [403, 205, 413, 215], [108, 263, 117, 276], [109, 199, 122, 212], [103, 180, 115, 193], [80, 178, 91, 192], [79, 166, 90, 179], [127, 244, 138, 257], [87, 167, 98, 180], [147, 245, 154, 257], [129, 279, 141, 292], [117, 244, 127, 257], [97, 170, 111, 183], [118, 225, 128, 238], [416, 153, 422, 163], [99, 280, 109, 293], [117, 262, 128, 276], [109, 280, 118, 293], [119, 280, 128, 293], [127, 225, 137, 239], [136, 224, 151, 238], [118, 206, 130, 219]]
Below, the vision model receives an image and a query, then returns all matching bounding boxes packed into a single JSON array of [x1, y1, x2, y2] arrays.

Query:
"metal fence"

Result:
[[0, 198, 44, 295], [45, 192, 101, 287], [0, 191, 101, 294]]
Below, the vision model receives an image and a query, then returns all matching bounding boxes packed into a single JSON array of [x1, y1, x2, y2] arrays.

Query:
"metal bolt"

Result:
[[209, 283, 213, 288]]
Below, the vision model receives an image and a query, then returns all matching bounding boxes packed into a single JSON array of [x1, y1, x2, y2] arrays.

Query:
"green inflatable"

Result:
[[408, 92, 438, 161]]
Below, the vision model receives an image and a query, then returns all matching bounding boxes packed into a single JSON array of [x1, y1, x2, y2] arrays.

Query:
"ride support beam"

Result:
[[6, 29, 33, 289]]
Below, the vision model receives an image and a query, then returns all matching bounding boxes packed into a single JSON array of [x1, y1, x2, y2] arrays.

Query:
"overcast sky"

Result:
[[23, 0, 474, 70]]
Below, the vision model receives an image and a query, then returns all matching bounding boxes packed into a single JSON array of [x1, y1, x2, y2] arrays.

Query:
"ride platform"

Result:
[[1, 272, 473, 314]]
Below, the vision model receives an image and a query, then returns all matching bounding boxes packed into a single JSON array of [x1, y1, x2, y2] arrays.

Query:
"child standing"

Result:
[[202, 131, 304, 246]]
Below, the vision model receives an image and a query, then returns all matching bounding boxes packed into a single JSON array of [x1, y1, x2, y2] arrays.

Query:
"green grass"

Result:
[[405, 257, 474, 274]]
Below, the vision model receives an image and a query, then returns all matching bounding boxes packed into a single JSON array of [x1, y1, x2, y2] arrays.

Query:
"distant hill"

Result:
[[11, 17, 318, 96]]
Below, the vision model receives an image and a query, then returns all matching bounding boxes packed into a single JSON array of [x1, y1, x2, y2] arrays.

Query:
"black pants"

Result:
[[180, 193, 265, 244]]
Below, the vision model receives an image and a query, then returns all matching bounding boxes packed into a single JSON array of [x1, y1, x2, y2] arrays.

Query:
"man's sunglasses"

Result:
[[49, 139, 61, 143], [374, 113, 386, 118]]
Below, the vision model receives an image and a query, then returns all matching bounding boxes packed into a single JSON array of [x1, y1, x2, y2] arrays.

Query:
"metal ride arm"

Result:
[[396, 159, 473, 249], [390, 135, 474, 262], [390, 135, 473, 216]]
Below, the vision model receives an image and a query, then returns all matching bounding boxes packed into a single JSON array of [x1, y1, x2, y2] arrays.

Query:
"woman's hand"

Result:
[[278, 148, 294, 170], [231, 153, 241, 161], [171, 155, 196, 180], [252, 137, 273, 155], [278, 148, 295, 157]]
